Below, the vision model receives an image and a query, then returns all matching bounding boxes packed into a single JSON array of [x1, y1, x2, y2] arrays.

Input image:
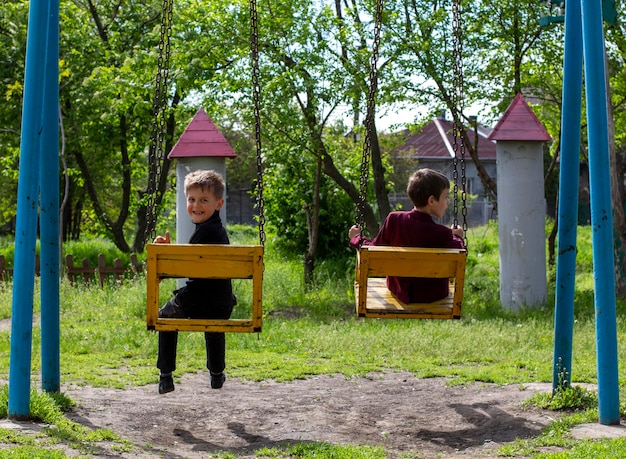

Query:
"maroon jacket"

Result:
[[350, 209, 465, 303]]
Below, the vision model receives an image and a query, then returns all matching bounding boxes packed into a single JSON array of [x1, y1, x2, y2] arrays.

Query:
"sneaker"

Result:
[[158, 375, 175, 394], [210, 372, 226, 389]]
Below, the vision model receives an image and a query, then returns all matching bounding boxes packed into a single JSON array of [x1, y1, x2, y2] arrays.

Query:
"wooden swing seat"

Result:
[[146, 244, 263, 333], [355, 246, 467, 320]]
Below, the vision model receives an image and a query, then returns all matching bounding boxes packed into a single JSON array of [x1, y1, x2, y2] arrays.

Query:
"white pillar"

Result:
[[496, 141, 547, 311]]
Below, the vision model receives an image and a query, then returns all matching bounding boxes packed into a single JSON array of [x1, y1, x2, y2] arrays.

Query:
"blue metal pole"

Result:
[[40, 0, 61, 394], [553, 0, 583, 392], [8, 0, 49, 419], [580, 0, 620, 425]]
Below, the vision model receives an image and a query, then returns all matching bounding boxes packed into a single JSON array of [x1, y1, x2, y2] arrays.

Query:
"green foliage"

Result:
[[0, 447, 68, 459], [533, 437, 626, 459], [256, 441, 386, 458], [0, 384, 127, 456], [62, 239, 135, 266], [461, 222, 506, 318], [263, 151, 356, 259], [525, 385, 598, 412], [0, 385, 73, 424], [228, 223, 263, 245], [0, 281, 12, 320], [0, 238, 135, 267], [0, 237, 17, 264]]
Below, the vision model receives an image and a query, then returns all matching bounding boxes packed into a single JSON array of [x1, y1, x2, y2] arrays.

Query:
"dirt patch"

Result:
[[59, 373, 559, 458], [0, 316, 39, 333]]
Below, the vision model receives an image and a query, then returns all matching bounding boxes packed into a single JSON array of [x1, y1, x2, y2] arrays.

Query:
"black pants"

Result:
[[157, 330, 227, 374], [156, 298, 234, 374]]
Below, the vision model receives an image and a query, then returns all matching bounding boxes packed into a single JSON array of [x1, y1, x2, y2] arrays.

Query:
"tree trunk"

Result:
[[548, 204, 558, 266], [369, 120, 390, 222], [320, 151, 379, 236], [304, 157, 322, 287], [132, 92, 180, 253], [73, 148, 130, 252], [459, 120, 498, 207], [442, 89, 498, 207], [298, 94, 380, 236], [606, 73, 626, 297]]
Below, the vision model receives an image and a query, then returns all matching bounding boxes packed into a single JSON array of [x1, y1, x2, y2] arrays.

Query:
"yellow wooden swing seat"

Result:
[[146, 243, 263, 333], [355, 246, 467, 320]]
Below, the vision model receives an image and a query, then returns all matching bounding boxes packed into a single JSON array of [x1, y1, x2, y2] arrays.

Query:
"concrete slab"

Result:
[[571, 422, 626, 440]]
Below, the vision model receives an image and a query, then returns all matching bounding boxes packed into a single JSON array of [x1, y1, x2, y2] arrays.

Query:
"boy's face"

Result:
[[430, 188, 450, 218], [186, 186, 223, 224]]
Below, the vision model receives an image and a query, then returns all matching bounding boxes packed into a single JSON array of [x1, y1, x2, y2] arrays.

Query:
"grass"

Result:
[[0, 385, 129, 457], [1, 221, 626, 458], [256, 442, 387, 458]]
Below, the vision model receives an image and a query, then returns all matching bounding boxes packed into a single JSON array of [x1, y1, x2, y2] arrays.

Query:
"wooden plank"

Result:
[[151, 244, 260, 279], [362, 246, 466, 256], [355, 250, 369, 316], [154, 318, 259, 333], [363, 247, 465, 278], [363, 278, 455, 317], [156, 256, 256, 279], [146, 248, 160, 330], [146, 244, 263, 333]]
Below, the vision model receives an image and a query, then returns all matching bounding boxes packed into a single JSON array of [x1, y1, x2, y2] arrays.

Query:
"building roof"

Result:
[[488, 93, 551, 142], [168, 108, 237, 159], [394, 117, 497, 160]]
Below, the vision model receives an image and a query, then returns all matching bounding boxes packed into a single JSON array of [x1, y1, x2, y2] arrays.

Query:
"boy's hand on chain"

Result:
[[154, 230, 170, 244]]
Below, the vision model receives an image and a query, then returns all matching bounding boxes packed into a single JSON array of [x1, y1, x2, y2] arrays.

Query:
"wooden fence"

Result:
[[0, 254, 143, 288]]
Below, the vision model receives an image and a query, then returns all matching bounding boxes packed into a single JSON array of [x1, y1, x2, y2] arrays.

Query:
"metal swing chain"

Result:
[[250, 0, 265, 247], [451, 0, 467, 246], [357, 0, 384, 229], [145, 0, 174, 244]]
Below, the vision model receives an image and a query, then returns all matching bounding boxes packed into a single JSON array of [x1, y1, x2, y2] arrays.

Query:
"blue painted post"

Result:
[[8, 0, 50, 418], [552, 0, 583, 392], [580, 0, 620, 425], [40, 0, 61, 393]]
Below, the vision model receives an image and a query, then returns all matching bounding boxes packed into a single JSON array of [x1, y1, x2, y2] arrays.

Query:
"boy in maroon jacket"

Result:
[[349, 168, 465, 303]]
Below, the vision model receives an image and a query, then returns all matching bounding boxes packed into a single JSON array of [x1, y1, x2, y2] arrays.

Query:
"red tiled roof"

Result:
[[395, 118, 497, 160], [488, 93, 551, 142], [168, 108, 237, 158]]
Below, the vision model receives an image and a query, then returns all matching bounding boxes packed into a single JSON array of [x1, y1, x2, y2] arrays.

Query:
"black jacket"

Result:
[[174, 211, 236, 314]]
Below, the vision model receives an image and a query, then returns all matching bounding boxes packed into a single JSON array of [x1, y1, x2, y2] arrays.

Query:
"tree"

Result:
[[57, 0, 172, 251], [0, 1, 28, 234], [57, 0, 247, 252], [236, 0, 390, 279], [604, 19, 626, 296]]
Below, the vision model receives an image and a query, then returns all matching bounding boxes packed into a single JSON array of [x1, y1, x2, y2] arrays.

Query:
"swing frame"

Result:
[[352, 0, 468, 320], [146, 244, 263, 332], [355, 246, 467, 320], [144, 0, 265, 333]]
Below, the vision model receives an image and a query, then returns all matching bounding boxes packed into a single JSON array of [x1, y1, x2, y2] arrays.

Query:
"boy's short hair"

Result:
[[406, 168, 450, 207], [184, 169, 225, 198]]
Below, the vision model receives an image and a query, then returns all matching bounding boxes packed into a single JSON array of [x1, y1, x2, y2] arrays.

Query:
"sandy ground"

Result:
[[56, 373, 565, 458], [2, 371, 625, 458]]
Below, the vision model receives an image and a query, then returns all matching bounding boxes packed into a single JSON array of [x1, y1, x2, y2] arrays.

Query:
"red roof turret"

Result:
[[488, 93, 551, 142], [168, 108, 237, 158]]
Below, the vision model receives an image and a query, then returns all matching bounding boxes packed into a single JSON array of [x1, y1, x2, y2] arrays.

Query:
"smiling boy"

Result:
[[154, 170, 236, 394]]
